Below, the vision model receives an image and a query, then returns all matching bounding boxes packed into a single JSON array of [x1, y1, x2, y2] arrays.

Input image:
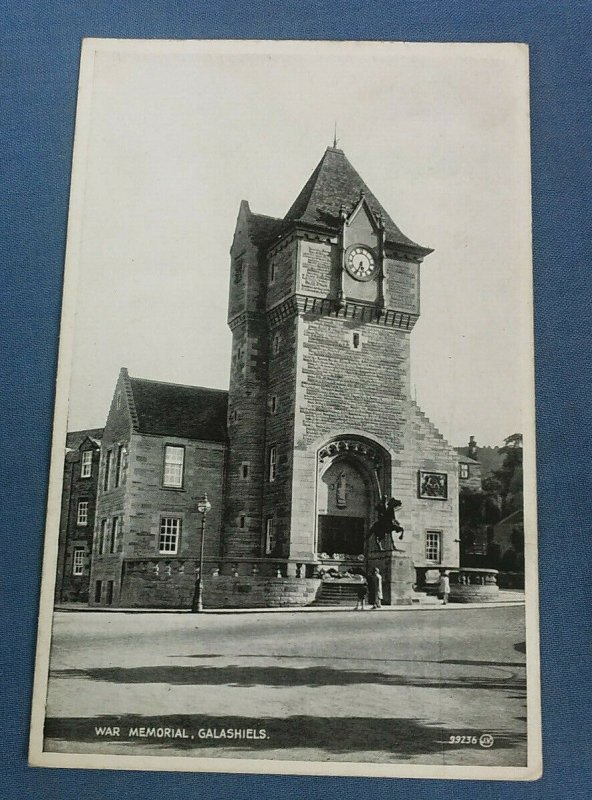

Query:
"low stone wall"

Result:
[[449, 583, 499, 603], [119, 567, 321, 609], [120, 569, 195, 608], [204, 576, 321, 608]]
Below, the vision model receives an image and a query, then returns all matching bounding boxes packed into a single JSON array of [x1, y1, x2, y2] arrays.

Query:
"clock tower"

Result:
[[224, 147, 460, 573]]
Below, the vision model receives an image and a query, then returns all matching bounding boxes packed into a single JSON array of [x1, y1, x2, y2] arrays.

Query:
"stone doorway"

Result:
[[317, 515, 365, 557]]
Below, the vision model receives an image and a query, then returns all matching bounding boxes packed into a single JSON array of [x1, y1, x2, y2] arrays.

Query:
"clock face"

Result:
[[346, 245, 377, 281]]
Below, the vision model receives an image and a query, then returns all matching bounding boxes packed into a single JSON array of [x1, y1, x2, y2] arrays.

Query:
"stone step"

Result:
[[312, 582, 362, 606]]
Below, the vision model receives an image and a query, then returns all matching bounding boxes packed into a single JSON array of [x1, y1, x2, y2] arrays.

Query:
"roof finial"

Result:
[[333, 121, 339, 149]]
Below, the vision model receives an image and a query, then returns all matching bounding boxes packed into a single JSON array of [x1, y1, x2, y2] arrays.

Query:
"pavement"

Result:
[[43, 604, 528, 767], [54, 589, 525, 613]]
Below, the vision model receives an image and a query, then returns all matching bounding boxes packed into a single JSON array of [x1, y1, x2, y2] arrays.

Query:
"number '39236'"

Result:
[[448, 735, 478, 745]]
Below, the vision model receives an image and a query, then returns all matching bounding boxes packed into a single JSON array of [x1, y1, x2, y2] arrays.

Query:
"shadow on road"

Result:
[[51, 662, 525, 692], [44, 713, 526, 760], [175, 653, 526, 668]]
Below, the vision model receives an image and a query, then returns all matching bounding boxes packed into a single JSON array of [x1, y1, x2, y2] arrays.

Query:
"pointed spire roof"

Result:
[[281, 147, 431, 254]]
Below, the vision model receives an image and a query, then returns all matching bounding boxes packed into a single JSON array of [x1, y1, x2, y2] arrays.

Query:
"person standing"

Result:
[[372, 567, 383, 609], [439, 570, 450, 605]]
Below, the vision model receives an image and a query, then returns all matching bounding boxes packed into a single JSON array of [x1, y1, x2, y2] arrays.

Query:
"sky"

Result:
[[63, 40, 533, 447]]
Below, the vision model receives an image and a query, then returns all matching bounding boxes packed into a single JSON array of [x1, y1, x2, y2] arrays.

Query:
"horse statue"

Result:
[[368, 496, 405, 551]]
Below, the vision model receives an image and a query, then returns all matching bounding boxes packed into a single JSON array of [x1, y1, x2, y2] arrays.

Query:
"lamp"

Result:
[[192, 493, 212, 612]]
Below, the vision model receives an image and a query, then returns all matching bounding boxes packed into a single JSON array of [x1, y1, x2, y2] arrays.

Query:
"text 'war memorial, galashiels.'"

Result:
[[55, 147, 510, 611]]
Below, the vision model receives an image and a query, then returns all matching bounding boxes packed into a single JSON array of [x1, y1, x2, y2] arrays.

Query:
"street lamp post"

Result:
[[192, 493, 212, 612]]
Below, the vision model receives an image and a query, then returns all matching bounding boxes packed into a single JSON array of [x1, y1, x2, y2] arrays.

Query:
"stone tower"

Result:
[[224, 147, 460, 571]]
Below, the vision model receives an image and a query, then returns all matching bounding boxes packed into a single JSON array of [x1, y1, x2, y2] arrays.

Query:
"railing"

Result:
[[122, 556, 340, 580], [415, 566, 499, 590]]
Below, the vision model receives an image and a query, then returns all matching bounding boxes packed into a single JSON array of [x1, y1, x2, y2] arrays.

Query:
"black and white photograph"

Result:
[[29, 39, 540, 780]]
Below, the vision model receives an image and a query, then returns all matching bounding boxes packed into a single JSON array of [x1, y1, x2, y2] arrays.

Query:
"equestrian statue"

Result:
[[368, 495, 405, 551]]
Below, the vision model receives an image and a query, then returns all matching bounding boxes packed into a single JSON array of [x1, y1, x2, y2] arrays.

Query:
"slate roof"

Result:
[[247, 211, 283, 245], [278, 147, 431, 253], [456, 450, 480, 465], [128, 377, 228, 443], [65, 428, 104, 449], [456, 445, 504, 480]]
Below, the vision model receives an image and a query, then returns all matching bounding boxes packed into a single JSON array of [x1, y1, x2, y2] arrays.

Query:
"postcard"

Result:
[[29, 38, 541, 780]]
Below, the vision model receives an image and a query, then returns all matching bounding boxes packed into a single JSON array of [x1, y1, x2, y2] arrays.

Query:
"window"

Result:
[[460, 463, 469, 479], [269, 260, 276, 283], [81, 450, 92, 478], [241, 462, 249, 479], [76, 500, 89, 526], [163, 445, 184, 488], [265, 517, 275, 555], [236, 346, 243, 361], [103, 450, 112, 491], [98, 518, 107, 555], [94, 580, 102, 603], [72, 547, 85, 576], [425, 531, 442, 563], [272, 334, 280, 355], [240, 515, 246, 529], [270, 395, 278, 414], [159, 517, 181, 554], [268, 446, 277, 482], [115, 444, 124, 487], [109, 517, 119, 554], [352, 332, 360, 350]]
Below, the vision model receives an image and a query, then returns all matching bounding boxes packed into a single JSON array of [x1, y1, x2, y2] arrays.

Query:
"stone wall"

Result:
[[90, 428, 226, 607], [267, 237, 297, 309], [125, 434, 225, 561], [204, 576, 321, 608], [118, 566, 321, 609], [224, 317, 269, 559], [261, 314, 299, 558]]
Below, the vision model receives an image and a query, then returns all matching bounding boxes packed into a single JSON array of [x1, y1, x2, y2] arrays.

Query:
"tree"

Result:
[[459, 432, 524, 568], [495, 433, 523, 516]]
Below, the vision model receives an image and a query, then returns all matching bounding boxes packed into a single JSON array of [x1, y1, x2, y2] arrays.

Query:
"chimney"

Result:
[[468, 435, 478, 460]]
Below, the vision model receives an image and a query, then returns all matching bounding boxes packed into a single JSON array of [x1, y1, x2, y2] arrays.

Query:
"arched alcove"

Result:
[[315, 435, 390, 558]]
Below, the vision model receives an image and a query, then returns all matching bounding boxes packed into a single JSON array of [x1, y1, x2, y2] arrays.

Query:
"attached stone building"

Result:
[[88, 370, 226, 607], [457, 436, 483, 493], [54, 429, 103, 603]]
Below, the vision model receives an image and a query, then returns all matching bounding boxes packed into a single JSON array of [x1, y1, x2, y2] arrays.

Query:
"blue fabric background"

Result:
[[1, 1, 591, 797]]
